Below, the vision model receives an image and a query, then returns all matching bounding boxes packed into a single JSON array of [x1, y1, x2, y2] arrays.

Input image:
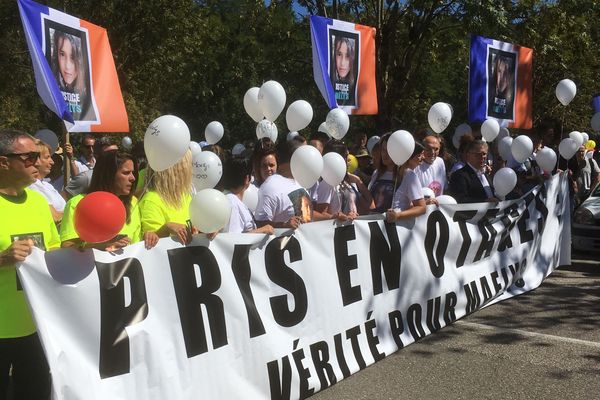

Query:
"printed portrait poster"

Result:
[[18, 0, 129, 132], [310, 16, 378, 115], [44, 20, 97, 122], [288, 188, 313, 223], [469, 35, 532, 129], [329, 29, 359, 107]]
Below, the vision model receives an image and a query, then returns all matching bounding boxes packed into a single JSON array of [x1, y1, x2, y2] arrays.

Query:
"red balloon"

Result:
[[74, 192, 126, 243]]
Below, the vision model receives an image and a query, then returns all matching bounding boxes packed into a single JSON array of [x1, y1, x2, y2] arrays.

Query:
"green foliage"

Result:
[[1, 0, 599, 147]]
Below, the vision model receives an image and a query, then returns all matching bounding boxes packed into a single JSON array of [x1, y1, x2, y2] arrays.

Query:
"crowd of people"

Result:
[[0, 121, 598, 398]]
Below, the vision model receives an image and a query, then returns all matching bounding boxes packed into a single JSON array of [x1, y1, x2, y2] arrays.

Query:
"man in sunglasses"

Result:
[[70, 134, 96, 176], [0, 129, 59, 399]]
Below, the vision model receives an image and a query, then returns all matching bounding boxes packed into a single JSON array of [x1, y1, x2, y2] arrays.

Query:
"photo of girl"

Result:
[[329, 30, 359, 107], [46, 21, 96, 122], [487, 49, 516, 120]]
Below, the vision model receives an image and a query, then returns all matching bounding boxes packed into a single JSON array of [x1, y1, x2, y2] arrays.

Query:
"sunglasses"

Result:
[[2, 151, 41, 166]]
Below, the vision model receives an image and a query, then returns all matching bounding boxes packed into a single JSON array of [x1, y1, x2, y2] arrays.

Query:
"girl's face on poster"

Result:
[[335, 41, 351, 79], [58, 37, 77, 85], [496, 60, 509, 95]]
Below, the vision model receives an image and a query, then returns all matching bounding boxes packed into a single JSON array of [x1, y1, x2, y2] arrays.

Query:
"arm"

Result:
[[386, 198, 427, 222], [346, 173, 374, 214]]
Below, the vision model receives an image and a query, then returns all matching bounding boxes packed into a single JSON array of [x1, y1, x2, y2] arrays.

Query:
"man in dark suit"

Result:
[[449, 139, 499, 203]]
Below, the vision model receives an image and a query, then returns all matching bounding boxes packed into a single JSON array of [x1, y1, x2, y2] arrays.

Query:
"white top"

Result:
[[224, 193, 256, 233], [316, 180, 359, 215], [255, 174, 313, 223], [415, 157, 447, 196], [74, 156, 94, 174], [391, 169, 423, 210], [28, 179, 66, 212]]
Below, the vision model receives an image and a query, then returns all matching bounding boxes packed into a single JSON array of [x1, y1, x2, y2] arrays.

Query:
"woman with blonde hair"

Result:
[[139, 149, 195, 247], [29, 139, 65, 223]]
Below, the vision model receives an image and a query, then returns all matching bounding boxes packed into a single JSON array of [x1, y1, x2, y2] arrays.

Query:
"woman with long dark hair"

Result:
[[60, 150, 140, 250]]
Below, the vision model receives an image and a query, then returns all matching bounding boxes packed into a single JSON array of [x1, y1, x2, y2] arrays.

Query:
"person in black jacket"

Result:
[[449, 140, 499, 203]]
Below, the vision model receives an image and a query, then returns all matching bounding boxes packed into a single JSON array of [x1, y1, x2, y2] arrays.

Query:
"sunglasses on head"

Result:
[[2, 151, 41, 166]]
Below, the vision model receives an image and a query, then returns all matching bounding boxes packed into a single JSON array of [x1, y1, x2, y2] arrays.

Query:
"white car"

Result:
[[572, 184, 600, 252]]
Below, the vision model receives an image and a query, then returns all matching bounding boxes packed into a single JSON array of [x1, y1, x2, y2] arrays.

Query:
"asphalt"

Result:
[[313, 257, 600, 400]]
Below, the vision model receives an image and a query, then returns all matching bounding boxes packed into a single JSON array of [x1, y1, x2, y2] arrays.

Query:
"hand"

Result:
[[486, 197, 500, 203], [64, 143, 74, 159], [1, 239, 35, 264], [385, 209, 398, 223], [254, 224, 274, 235], [104, 236, 131, 252], [165, 222, 191, 244], [426, 198, 439, 205], [287, 216, 303, 229], [143, 232, 159, 249], [206, 232, 218, 240]]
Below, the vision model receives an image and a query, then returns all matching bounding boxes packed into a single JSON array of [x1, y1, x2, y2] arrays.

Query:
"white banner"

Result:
[[20, 175, 570, 400]]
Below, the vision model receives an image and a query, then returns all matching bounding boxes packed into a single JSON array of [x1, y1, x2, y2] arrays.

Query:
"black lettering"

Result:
[[426, 296, 441, 333], [490, 271, 503, 295], [425, 210, 449, 278], [168, 247, 227, 358], [96, 258, 148, 379], [333, 333, 351, 378], [474, 208, 498, 262], [232, 244, 265, 338], [464, 281, 481, 314], [498, 204, 518, 252], [453, 210, 477, 267], [443, 292, 457, 324], [480, 275, 493, 304], [369, 222, 401, 295], [388, 310, 405, 350], [346, 326, 367, 370], [406, 303, 426, 341], [518, 194, 535, 244], [364, 319, 385, 362], [292, 348, 314, 399], [334, 225, 361, 306], [265, 236, 308, 327], [267, 356, 292, 400], [310, 341, 337, 390], [534, 187, 548, 234]]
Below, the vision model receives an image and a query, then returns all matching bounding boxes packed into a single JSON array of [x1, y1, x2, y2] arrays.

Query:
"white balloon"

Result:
[[290, 145, 324, 188], [190, 189, 231, 233], [569, 131, 584, 147], [367, 136, 380, 154], [243, 87, 264, 122], [511, 135, 533, 163], [256, 120, 278, 142], [192, 151, 223, 190], [189, 141, 202, 157], [318, 122, 330, 135], [556, 79, 577, 106], [493, 167, 517, 198], [536, 147, 557, 173], [453, 123, 471, 149], [498, 127, 510, 140], [258, 81, 286, 121], [558, 138, 579, 160], [286, 100, 313, 132], [387, 130, 415, 166], [436, 195, 457, 205], [287, 131, 299, 141], [427, 102, 453, 133], [144, 115, 190, 171], [243, 184, 259, 213], [498, 136, 513, 161], [481, 119, 500, 142], [121, 136, 132, 149], [322, 152, 347, 187], [592, 112, 600, 132], [581, 132, 589, 144], [205, 121, 224, 145], [422, 187, 436, 199], [232, 143, 246, 156], [325, 108, 350, 140]]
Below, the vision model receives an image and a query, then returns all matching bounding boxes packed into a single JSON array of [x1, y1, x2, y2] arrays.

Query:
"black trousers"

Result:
[[0, 333, 50, 400]]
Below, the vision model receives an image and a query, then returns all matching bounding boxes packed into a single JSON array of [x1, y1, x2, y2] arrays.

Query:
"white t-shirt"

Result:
[[223, 193, 256, 233], [391, 169, 423, 210], [255, 174, 313, 223], [415, 157, 446, 196], [316, 180, 359, 215], [28, 179, 66, 212]]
